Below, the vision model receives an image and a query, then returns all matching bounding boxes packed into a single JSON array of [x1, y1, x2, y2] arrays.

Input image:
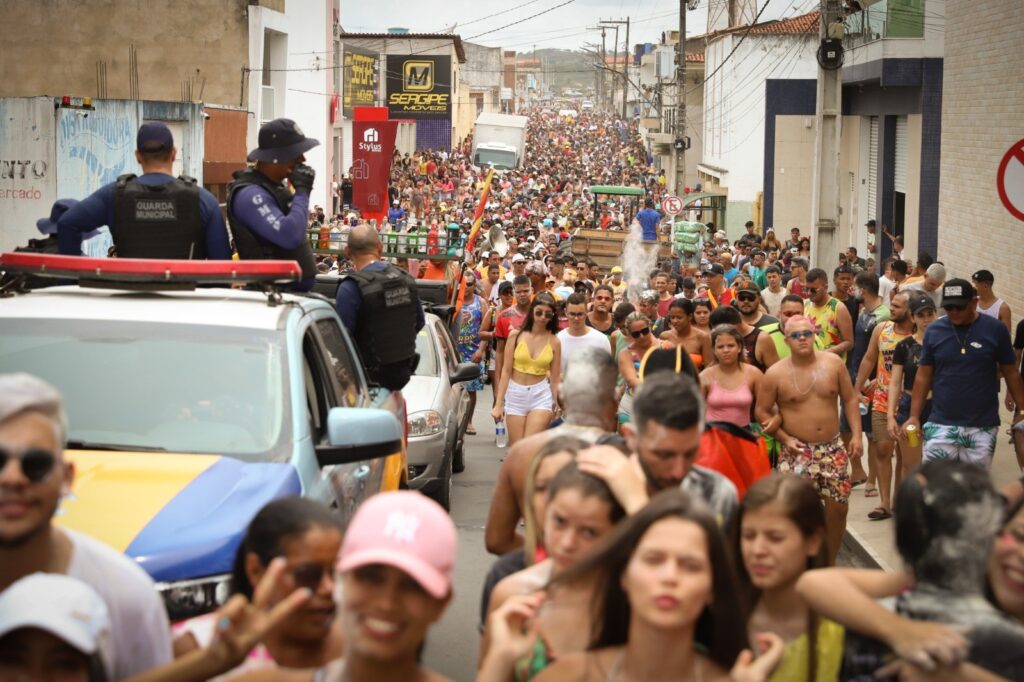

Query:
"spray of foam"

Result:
[[621, 219, 659, 302]]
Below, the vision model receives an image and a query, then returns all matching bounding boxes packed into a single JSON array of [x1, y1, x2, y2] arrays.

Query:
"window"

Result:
[[434, 321, 458, 373], [302, 330, 332, 443], [315, 319, 369, 408]]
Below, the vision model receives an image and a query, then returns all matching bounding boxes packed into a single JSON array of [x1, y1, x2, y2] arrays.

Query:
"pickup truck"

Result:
[[0, 254, 406, 620]]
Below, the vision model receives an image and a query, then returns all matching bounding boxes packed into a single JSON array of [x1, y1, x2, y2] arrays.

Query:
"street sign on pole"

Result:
[[661, 194, 683, 216], [997, 138, 1024, 222]]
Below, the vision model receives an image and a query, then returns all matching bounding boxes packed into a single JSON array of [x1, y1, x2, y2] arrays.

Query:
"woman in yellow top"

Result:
[[493, 293, 562, 445], [737, 474, 844, 681]]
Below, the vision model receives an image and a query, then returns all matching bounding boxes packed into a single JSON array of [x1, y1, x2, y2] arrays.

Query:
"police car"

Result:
[[0, 254, 406, 619]]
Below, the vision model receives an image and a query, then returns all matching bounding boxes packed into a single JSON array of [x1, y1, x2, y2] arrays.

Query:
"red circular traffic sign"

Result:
[[997, 138, 1024, 222], [661, 194, 683, 216]]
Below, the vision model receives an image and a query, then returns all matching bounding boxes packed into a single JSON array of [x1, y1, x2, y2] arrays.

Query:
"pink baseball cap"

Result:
[[337, 491, 456, 598]]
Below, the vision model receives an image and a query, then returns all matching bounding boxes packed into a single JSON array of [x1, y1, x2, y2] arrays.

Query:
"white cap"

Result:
[[512, 253, 526, 263], [0, 573, 110, 655]]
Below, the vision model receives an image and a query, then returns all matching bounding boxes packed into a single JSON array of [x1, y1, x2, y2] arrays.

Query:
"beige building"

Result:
[[938, 0, 1024, 316]]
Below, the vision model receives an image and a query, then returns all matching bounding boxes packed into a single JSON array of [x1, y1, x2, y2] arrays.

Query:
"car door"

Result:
[[433, 318, 468, 436], [312, 314, 401, 515]]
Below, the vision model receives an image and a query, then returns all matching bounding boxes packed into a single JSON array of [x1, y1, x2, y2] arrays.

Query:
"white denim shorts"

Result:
[[504, 378, 553, 417]]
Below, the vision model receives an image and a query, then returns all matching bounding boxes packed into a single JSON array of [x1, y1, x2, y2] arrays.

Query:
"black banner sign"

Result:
[[385, 55, 451, 120]]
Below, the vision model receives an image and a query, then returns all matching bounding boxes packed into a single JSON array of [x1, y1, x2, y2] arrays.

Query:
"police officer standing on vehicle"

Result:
[[227, 118, 319, 290], [56, 122, 230, 259], [337, 224, 425, 392]]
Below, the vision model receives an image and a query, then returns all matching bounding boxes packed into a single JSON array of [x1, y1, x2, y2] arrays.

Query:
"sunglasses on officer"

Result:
[[0, 447, 58, 484]]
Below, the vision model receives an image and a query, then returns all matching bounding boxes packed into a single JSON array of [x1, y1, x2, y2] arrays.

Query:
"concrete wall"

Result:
[[247, 0, 331, 210], [0, 97, 204, 253], [938, 0, 1024, 315], [0, 0, 250, 106], [772, 115, 816, 232], [703, 34, 819, 237], [462, 41, 502, 113]]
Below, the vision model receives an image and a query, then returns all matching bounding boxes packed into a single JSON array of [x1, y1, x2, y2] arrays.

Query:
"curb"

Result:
[[842, 526, 892, 571]]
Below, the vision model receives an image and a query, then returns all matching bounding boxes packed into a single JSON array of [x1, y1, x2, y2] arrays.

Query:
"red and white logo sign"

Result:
[[997, 138, 1024, 223], [661, 194, 683, 216]]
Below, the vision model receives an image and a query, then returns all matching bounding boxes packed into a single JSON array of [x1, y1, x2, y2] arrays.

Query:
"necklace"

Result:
[[951, 320, 974, 355], [790, 364, 818, 396]]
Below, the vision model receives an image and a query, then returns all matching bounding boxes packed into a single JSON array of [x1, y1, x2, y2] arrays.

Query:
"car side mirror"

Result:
[[316, 407, 402, 467], [450, 361, 481, 384]]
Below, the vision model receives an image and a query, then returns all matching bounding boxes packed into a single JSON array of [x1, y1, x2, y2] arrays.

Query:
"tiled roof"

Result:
[[747, 10, 820, 34], [686, 52, 705, 63], [703, 10, 821, 41]]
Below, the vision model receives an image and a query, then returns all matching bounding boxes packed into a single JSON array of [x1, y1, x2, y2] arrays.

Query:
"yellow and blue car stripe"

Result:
[[56, 451, 301, 581]]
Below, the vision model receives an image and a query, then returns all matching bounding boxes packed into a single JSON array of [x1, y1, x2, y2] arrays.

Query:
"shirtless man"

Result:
[[658, 298, 712, 370], [483, 348, 618, 555], [757, 315, 863, 563]]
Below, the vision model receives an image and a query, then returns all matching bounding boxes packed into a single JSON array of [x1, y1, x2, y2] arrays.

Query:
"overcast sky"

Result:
[[342, 0, 820, 52]]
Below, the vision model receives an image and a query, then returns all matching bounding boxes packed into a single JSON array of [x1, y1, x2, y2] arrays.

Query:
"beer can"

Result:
[[904, 424, 921, 447]]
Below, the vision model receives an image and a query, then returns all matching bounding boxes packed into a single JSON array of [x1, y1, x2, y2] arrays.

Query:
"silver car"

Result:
[[405, 313, 479, 510]]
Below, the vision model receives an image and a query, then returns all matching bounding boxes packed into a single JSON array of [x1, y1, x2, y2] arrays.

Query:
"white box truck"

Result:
[[472, 113, 528, 171]]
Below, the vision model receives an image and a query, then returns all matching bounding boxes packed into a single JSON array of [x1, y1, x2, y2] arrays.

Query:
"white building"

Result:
[[699, 11, 820, 236], [246, 0, 334, 211]]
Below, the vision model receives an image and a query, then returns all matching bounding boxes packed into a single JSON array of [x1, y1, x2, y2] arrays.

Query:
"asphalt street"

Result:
[[421, 386, 865, 682]]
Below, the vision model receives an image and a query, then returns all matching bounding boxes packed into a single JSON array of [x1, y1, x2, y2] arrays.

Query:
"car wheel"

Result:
[[430, 448, 453, 511], [453, 431, 466, 474]]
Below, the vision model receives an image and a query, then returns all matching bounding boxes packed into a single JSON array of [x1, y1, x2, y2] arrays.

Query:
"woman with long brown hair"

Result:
[[493, 293, 562, 444], [736, 474, 843, 681]]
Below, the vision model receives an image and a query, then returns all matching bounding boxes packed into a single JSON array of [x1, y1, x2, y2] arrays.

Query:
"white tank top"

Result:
[[978, 297, 1004, 320]]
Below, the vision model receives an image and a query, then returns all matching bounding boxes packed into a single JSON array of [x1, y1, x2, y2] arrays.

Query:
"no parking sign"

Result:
[[661, 194, 683, 216], [997, 138, 1024, 222]]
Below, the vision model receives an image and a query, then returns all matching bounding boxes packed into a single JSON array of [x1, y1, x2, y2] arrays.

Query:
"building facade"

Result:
[[701, 11, 821, 238], [937, 0, 1023, 315]]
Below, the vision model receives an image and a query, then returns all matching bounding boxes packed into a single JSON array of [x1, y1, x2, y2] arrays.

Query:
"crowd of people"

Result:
[[5, 105, 1024, 681]]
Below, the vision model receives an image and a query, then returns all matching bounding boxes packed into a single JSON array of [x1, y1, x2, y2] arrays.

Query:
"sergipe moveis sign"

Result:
[[385, 55, 452, 120]]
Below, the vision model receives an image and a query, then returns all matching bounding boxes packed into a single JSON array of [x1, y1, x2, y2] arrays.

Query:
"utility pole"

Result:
[[673, 0, 688, 196], [601, 20, 621, 118], [809, 0, 844, 269], [602, 19, 630, 120], [589, 27, 607, 111]]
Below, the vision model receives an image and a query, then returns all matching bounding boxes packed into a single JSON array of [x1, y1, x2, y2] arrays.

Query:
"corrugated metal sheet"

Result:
[[0, 97, 57, 251], [894, 115, 907, 194]]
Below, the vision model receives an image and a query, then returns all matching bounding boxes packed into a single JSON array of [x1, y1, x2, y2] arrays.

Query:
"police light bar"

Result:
[[0, 253, 300, 285]]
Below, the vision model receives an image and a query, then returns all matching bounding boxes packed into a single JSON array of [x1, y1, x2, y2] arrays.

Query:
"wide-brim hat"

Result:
[[247, 118, 319, 163]]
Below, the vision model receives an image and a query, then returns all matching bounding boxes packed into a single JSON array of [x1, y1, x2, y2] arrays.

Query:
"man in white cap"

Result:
[[0, 374, 172, 678], [504, 253, 527, 283], [0, 573, 112, 679]]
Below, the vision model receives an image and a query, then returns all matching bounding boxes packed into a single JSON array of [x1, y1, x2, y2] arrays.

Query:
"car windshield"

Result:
[[0, 319, 290, 460], [475, 149, 517, 169], [414, 327, 439, 377]]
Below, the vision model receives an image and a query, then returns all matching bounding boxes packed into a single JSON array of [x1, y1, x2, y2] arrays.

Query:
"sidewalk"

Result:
[[843, 402, 1021, 571]]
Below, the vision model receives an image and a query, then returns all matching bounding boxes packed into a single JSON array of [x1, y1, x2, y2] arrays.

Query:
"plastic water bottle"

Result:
[[495, 420, 508, 448], [328, 225, 342, 250]]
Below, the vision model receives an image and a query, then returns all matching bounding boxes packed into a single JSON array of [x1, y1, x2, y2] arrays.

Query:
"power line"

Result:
[[686, 0, 774, 96], [462, 0, 577, 41], [444, 0, 544, 30]]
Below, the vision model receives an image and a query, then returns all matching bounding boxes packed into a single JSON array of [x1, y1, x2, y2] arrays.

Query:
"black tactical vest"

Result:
[[344, 264, 420, 390], [226, 168, 317, 280], [110, 174, 205, 258]]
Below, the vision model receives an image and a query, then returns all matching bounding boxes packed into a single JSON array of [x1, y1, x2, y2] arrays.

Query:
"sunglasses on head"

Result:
[[631, 327, 651, 338], [0, 448, 57, 484], [788, 330, 815, 340]]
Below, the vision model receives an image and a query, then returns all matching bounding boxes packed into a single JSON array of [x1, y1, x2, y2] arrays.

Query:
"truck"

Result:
[[472, 112, 529, 171]]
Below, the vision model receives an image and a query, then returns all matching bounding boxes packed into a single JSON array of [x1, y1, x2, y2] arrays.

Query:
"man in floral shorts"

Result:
[[757, 315, 864, 564]]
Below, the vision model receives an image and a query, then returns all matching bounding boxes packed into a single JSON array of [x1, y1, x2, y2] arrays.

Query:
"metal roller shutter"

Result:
[[867, 117, 879, 219], [894, 116, 907, 193]]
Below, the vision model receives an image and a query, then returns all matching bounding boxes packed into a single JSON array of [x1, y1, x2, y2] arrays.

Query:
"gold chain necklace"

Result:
[[951, 320, 974, 355]]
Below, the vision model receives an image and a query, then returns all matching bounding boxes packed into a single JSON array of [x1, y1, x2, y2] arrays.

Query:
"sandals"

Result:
[[465, 424, 476, 435], [851, 478, 867, 489], [864, 484, 879, 497], [868, 507, 892, 521]]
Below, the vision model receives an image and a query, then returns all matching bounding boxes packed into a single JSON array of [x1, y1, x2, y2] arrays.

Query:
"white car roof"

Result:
[[0, 285, 314, 330]]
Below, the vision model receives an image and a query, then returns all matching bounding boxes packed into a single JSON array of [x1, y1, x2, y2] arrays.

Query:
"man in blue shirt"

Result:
[[337, 224, 424, 391], [227, 118, 319, 290], [906, 278, 1024, 468], [57, 122, 230, 259], [388, 200, 406, 226], [635, 198, 662, 242]]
